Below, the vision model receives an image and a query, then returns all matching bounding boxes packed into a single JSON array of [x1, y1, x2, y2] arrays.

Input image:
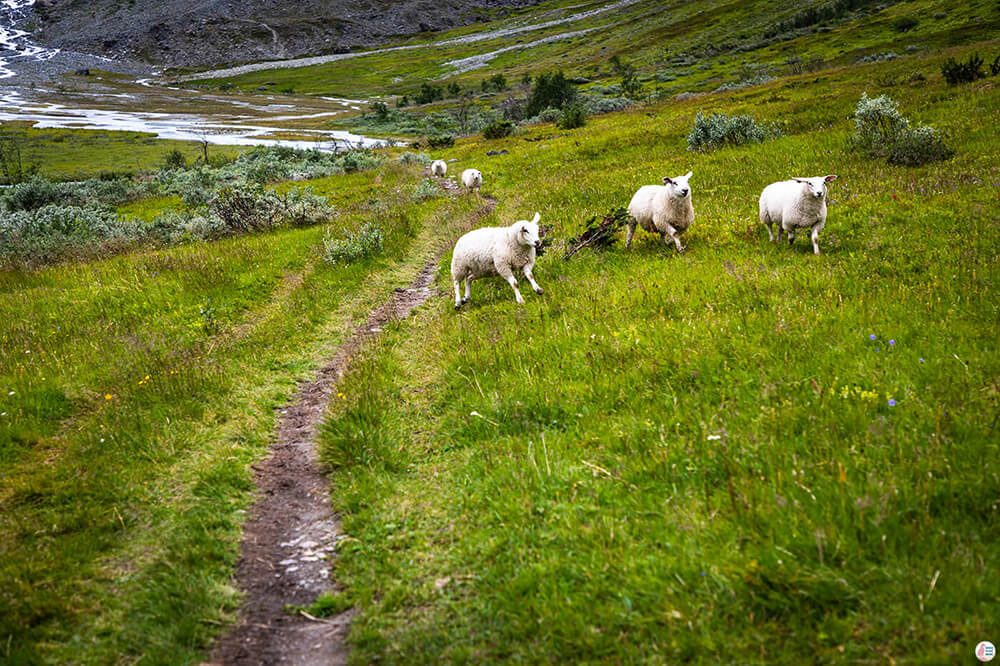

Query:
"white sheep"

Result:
[[461, 168, 483, 194], [625, 171, 694, 252], [451, 212, 543, 309], [759, 175, 837, 255], [430, 160, 447, 177]]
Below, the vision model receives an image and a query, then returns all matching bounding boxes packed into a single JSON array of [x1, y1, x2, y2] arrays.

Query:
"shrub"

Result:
[[686, 112, 781, 151], [322, 222, 384, 265], [941, 53, 985, 84], [525, 71, 577, 117], [0, 204, 141, 265], [339, 149, 381, 173], [398, 152, 431, 165], [500, 97, 525, 122], [892, 16, 918, 32], [850, 93, 953, 165], [579, 94, 630, 116], [427, 135, 455, 149], [558, 104, 587, 129], [415, 83, 443, 105], [885, 124, 954, 165], [991, 55, 1000, 76], [3, 177, 63, 211], [210, 183, 279, 233], [482, 120, 515, 140], [371, 101, 390, 122], [856, 51, 900, 64], [412, 178, 442, 202], [163, 149, 187, 170]]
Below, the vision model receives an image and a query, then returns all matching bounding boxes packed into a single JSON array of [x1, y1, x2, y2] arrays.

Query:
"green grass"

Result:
[[0, 161, 484, 663], [316, 41, 1000, 664], [0, 125, 248, 181], [3, 1, 1000, 662], [194, 0, 1000, 104]]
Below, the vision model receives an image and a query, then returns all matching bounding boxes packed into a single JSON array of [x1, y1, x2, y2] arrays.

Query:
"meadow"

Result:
[[316, 45, 1000, 664], [1, 0, 998, 662]]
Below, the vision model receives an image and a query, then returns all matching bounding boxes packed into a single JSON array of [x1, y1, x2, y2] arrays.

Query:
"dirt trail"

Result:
[[210, 197, 495, 665]]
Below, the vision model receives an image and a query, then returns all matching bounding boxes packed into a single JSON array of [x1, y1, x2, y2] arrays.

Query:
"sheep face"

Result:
[[793, 175, 837, 200], [514, 212, 542, 249], [662, 171, 693, 200]]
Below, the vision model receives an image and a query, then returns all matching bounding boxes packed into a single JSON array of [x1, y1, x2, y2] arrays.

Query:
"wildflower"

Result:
[[105, 394, 113, 400], [888, 398, 896, 407], [707, 434, 721, 440], [889, 339, 895, 346], [919, 357, 924, 363], [869, 334, 877, 341]]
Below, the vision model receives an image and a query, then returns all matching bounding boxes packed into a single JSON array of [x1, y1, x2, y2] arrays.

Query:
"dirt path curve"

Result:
[[209, 197, 495, 665]]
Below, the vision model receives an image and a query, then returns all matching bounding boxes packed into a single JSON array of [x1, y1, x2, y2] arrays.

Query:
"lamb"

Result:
[[625, 171, 694, 252], [759, 175, 837, 255], [461, 168, 483, 194], [451, 212, 543, 309], [430, 160, 447, 177]]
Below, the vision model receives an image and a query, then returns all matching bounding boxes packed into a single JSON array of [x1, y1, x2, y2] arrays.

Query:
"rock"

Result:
[[486, 149, 509, 156]]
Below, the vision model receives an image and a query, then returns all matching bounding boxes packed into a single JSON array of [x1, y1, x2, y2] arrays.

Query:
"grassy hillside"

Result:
[[316, 44, 1000, 664], [194, 0, 1000, 101], [2, 0, 998, 662], [0, 162, 486, 663]]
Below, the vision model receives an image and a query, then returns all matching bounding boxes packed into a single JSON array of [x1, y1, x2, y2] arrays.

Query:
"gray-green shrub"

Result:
[[322, 222, 384, 265], [851, 93, 953, 165], [686, 112, 781, 151]]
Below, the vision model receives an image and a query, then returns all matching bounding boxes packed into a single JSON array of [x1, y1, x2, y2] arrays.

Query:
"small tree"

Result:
[[526, 71, 576, 117], [447, 82, 462, 97], [371, 101, 390, 122], [396, 95, 410, 108], [489, 73, 507, 91]]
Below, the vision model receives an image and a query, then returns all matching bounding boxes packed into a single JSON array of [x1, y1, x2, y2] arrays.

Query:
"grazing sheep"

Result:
[[451, 212, 543, 308], [626, 171, 694, 252], [461, 168, 483, 194], [759, 175, 837, 255], [431, 160, 447, 177]]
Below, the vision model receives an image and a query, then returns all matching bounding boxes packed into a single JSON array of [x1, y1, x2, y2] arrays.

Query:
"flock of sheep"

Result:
[[429, 159, 837, 309]]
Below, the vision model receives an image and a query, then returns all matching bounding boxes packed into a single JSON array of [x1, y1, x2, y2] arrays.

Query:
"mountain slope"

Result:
[[32, 0, 545, 68]]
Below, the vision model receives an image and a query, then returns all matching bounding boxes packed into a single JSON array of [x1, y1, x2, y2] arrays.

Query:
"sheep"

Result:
[[625, 171, 694, 252], [461, 168, 483, 194], [451, 212, 543, 309], [759, 175, 837, 255], [430, 160, 447, 177]]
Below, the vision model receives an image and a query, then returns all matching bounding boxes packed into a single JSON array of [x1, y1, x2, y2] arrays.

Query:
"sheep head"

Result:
[[662, 171, 693, 199]]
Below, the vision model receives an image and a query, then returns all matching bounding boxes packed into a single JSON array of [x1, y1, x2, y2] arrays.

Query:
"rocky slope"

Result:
[[32, 0, 546, 69]]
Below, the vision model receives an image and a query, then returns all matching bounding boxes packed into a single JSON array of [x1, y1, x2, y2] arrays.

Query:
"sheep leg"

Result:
[[786, 229, 795, 246], [765, 220, 775, 242], [810, 226, 821, 255], [523, 264, 543, 295], [464, 276, 472, 303], [666, 224, 685, 253], [496, 264, 524, 304], [453, 277, 463, 309], [625, 219, 637, 248]]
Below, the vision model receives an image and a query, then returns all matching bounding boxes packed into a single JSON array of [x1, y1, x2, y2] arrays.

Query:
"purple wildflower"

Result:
[[889, 339, 895, 346], [888, 398, 896, 407], [919, 357, 924, 363], [869, 334, 877, 341]]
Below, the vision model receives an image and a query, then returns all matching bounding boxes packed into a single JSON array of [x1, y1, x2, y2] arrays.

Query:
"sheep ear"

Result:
[[824, 174, 838, 182], [662, 176, 674, 185], [531, 212, 540, 225], [685, 171, 692, 179], [792, 178, 809, 183]]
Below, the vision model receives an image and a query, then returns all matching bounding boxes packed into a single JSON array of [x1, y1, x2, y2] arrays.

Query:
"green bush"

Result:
[[850, 93, 953, 165], [322, 222, 384, 265], [686, 112, 781, 151], [892, 15, 918, 32], [990, 54, 1000, 76], [412, 178, 442, 202], [163, 149, 187, 170], [526, 71, 577, 117], [482, 120, 515, 139], [427, 135, 455, 149], [941, 53, 985, 84], [558, 104, 587, 129]]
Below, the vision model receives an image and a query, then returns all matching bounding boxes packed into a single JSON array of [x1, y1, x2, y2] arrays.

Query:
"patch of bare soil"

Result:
[[210, 197, 496, 665]]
